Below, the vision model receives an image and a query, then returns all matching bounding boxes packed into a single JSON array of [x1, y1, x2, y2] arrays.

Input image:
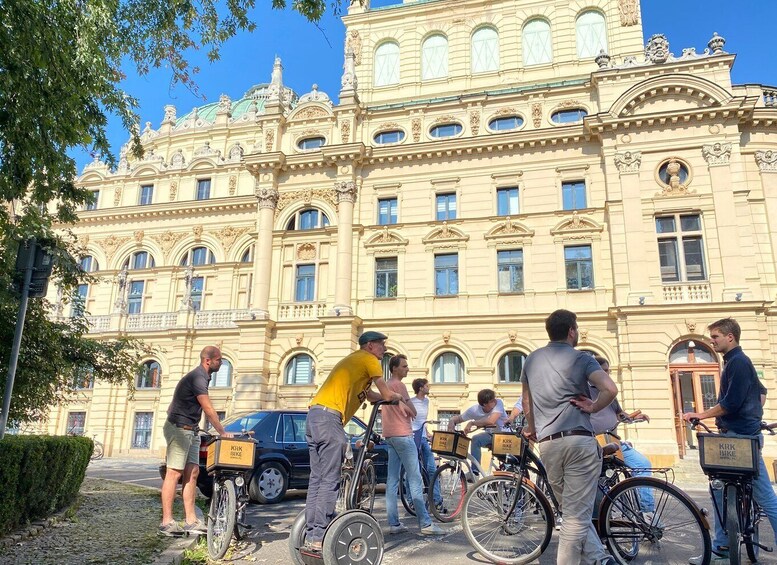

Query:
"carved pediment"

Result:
[[289, 104, 332, 121], [364, 227, 409, 249], [422, 222, 469, 245], [550, 212, 603, 236], [484, 218, 535, 240], [610, 75, 732, 119]]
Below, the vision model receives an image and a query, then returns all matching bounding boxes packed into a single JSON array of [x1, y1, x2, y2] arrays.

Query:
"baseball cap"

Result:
[[358, 331, 388, 345]]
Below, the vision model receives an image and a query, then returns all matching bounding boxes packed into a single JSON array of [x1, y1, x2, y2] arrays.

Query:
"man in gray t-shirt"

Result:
[[447, 389, 508, 473], [521, 309, 618, 565]]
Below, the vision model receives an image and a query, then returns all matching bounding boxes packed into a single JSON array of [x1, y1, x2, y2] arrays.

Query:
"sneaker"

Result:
[[389, 523, 409, 534], [158, 520, 185, 537], [689, 554, 729, 565], [302, 540, 323, 554], [183, 518, 207, 535], [420, 523, 446, 536]]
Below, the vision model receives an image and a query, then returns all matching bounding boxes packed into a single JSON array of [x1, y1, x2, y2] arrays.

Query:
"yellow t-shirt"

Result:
[[310, 350, 383, 424]]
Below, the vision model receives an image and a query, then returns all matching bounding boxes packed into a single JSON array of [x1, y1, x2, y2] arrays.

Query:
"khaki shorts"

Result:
[[164, 420, 201, 470]]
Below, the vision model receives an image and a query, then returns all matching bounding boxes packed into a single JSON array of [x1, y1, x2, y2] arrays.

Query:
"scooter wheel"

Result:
[[288, 510, 308, 565], [323, 510, 384, 564]]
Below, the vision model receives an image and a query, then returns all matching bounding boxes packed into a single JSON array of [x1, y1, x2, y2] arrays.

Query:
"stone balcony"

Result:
[[662, 282, 711, 303], [278, 302, 327, 320], [82, 308, 251, 333]]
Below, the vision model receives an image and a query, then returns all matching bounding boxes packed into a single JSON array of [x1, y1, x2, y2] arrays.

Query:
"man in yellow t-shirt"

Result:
[[303, 331, 402, 553]]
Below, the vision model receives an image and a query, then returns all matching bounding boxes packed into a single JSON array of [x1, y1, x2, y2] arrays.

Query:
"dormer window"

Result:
[[298, 137, 325, 151], [374, 130, 405, 145], [429, 123, 462, 139]]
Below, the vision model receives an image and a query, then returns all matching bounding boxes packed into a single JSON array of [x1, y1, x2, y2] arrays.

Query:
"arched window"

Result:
[[429, 123, 463, 139], [374, 41, 400, 86], [576, 11, 608, 59], [551, 108, 588, 124], [432, 352, 464, 383], [79, 255, 99, 272], [285, 354, 314, 385], [286, 208, 330, 230], [298, 137, 326, 150], [422, 34, 448, 80], [180, 246, 216, 266], [669, 341, 717, 364], [210, 359, 233, 388], [488, 115, 524, 131], [471, 27, 499, 73], [522, 19, 553, 66], [123, 251, 156, 270], [136, 360, 161, 389], [240, 246, 254, 263], [498, 351, 527, 383]]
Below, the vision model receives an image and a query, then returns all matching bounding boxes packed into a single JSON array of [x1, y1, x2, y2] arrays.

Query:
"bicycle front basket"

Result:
[[492, 432, 524, 457], [698, 432, 759, 477], [431, 431, 470, 459], [206, 437, 256, 472]]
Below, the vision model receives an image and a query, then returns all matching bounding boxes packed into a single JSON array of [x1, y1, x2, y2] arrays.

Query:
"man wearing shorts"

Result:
[[160, 346, 232, 536]]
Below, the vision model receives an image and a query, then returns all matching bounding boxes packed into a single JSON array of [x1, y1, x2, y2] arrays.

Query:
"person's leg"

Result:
[[753, 448, 777, 541], [421, 437, 442, 504], [181, 463, 200, 523], [620, 444, 654, 512], [392, 435, 433, 528], [470, 433, 492, 473], [161, 468, 182, 524], [161, 421, 191, 525], [385, 439, 402, 528]]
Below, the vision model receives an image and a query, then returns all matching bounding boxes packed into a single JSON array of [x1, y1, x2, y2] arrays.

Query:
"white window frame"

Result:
[[471, 27, 499, 74], [422, 34, 449, 81], [576, 11, 608, 59], [374, 41, 400, 87], [522, 19, 553, 66]]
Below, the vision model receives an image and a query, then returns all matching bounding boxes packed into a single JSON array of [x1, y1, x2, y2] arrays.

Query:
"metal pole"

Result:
[[0, 237, 36, 440]]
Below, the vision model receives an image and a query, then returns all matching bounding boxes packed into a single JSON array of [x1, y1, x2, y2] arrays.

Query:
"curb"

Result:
[[150, 533, 203, 565]]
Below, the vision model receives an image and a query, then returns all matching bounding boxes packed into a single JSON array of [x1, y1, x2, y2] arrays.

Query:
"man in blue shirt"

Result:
[[683, 317, 776, 564]]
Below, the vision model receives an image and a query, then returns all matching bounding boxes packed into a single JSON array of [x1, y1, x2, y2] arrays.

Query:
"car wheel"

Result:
[[249, 462, 288, 504]]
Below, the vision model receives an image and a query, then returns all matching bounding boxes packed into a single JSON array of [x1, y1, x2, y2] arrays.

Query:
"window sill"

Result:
[[498, 291, 525, 296], [566, 287, 595, 292], [434, 294, 459, 298]]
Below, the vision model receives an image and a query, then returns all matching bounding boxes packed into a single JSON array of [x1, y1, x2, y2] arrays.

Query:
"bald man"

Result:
[[160, 346, 232, 536]]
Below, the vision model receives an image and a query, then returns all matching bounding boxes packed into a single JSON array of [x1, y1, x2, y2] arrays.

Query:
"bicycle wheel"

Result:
[[357, 459, 377, 513], [598, 477, 711, 565], [91, 441, 104, 461], [430, 462, 466, 522], [399, 465, 416, 516], [745, 500, 761, 562], [234, 484, 248, 541], [336, 469, 354, 514], [207, 479, 237, 560], [727, 484, 741, 565], [462, 475, 553, 565]]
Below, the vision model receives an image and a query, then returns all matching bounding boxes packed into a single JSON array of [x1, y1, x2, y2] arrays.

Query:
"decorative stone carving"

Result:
[[685, 320, 696, 334], [255, 186, 280, 209], [334, 181, 358, 204], [169, 181, 178, 201], [442, 331, 451, 344], [77, 234, 90, 247], [508, 330, 517, 343], [341, 47, 358, 93], [102, 235, 130, 262], [141, 146, 165, 165], [423, 222, 469, 245], [550, 212, 602, 236], [228, 143, 244, 162], [379, 226, 392, 242], [113, 267, 129, 313], [216, 94, 232, 116], [152, 231, 185, 256], [214, 226, 250, 253], [614, 151, 642, 173], [656, 158, 693, 197], [193, 226, 203, 240], [267, 56, 284, 103], [180, 264, 195, 310], [645, 34, 670, 64], [340, 121, 351, 144], [275, 188, 338, 214], [432, 114, 458, 126], [494, 107, 518, 117], [228, 175, 237, 196], [117, 145, 131, 174], [708, 32, 726, 54], [295, 334, 304, 346], [345, 30, 362, 65], [299, 84, 333, 106], [194, 141, 221, 159], [265, 129, 275, 152], [294, 106, 329, 120], [702, 142, 732, 165], [378, 121, 402, 131], [756, 150, 777, 172], [666, 159, 685, 190], [469, 111, 480, 135], [113, 186, 123, 206], [595, 50, 611, 68], [531, 103, 542, 128], [618, 0, 639, 26], [297, 243, 317, 261], [169, 149, 185, 169], [162, 104, 177, 124], [579, 329, 589, 343], [411, 118, 422, 142], [133, 230, 144, 244]]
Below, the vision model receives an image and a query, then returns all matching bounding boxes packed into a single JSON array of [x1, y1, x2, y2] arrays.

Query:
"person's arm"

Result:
[[571, 369, 617, 414], [682, 404, 726, 422], [507, 406, 522, 424], [197, 394, 231, 436], [521, 382, 536, 441], [464, 411, 501, 433], [372, 376, 403, 402], [447, 413, 463, 431]]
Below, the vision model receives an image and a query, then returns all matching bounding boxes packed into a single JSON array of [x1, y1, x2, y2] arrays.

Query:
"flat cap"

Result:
[[358, 331, 388, 345]]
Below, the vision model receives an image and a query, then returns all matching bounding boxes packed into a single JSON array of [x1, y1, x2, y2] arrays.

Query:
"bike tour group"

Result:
[[157, 311, 777, 565]]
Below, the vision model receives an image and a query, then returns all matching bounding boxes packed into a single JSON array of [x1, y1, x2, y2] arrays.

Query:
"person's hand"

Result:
[[463, 422, 475, 434], [570, 394, 595, 414], [220, 431, 234, 438], [521, 424, 536, 442], [682, 412, 700, 423]]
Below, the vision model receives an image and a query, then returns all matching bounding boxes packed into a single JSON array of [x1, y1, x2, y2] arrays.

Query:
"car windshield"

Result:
[[223, 411, 271, 433], [344, 417, 366, 439]]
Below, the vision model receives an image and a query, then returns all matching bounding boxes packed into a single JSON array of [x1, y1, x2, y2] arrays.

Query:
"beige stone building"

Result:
[[47, 0, 777, 473]]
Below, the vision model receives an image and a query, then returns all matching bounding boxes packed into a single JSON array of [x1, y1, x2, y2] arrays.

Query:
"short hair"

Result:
[[389, 354, 407, 373], [594, 355, 609, 369], [200, 346, 220, 361], [545, 309, 577, 341], [477, 388, 496, 406], [708, 318, 741, 342], [412, 378, 428, 394]]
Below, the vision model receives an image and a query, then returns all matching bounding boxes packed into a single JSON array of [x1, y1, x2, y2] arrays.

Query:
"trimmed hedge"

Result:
[[0, 435, 92, 532]]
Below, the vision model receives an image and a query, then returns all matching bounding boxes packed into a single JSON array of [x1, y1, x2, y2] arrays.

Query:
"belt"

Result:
[[538, 430, 594, 443], [310, 404, 342, 418], [168, 419, 199, 432]]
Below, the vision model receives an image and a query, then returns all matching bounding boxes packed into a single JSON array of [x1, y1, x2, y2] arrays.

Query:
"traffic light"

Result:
[[14, 239, 54, 298]]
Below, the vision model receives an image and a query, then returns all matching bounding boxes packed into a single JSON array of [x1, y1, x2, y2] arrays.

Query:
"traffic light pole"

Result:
[[0, 237, 36, 440]]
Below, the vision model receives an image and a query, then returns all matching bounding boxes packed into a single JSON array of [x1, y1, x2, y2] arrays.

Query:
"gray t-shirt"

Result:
[[167, 365, 210, 426], [461, 399, 509, 433], [520, 342, 602, 440], [588, 385, 623, 435]]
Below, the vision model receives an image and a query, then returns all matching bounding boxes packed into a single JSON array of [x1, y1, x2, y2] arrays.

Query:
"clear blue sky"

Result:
[[78, 0, 777, 171]]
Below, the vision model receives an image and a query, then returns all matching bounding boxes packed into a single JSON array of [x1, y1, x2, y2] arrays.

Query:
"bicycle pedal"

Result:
[[238, 523, 253, 530], [756, 542, 773, 552]]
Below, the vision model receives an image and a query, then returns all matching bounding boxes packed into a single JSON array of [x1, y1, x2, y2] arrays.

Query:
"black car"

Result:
[[160, 409, 389, 504]]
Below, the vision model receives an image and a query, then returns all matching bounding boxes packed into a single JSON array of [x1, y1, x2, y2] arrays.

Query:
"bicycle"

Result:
[[398, 420, 447, 520], [203, 431, 257, 560], [690, 418, 776, 565], [335, 430, 377, 514], [90, 434, 104, 460], [461, 427, 711, 565]]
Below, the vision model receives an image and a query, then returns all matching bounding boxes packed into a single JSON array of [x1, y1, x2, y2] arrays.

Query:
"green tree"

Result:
[[0, 0, 345, 426]]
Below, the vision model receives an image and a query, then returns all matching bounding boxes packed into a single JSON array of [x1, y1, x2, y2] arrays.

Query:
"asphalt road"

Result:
[[87, 458, 777, 564]]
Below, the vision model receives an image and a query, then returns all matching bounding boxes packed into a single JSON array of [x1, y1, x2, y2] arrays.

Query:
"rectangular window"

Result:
[[67, 412, 86, 435], [85, 190, 99, 211], [436, 193, 457, 221], [139, 184, 154, 206], [497, 187, 519, 216], [564, 245, 594, 290], [127, 281, 144, 314], [562, 181, 587, 210], [656, 213, 707, 282], [375, 257, 398, 298], [191, 276, 204, 311], [196, 178, 211, 200], [295, 264, 316, 302], [378, 198, 398, 225], [71, 283, 89, 317], [434, 253, 459, 296], [73, 367, 95, 389], [497, 250, 524, 293], [437, 410, 460, 432], [132, 412, 154, 449]]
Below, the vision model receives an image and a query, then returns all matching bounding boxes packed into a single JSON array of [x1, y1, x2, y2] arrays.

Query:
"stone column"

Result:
[[252, 185, 279, 318], [756, 150, 777, 271], [333, 180, 358, 315]]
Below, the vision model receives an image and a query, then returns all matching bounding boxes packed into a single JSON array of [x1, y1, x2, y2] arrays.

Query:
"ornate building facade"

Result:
[[48, 0, 777, 471]]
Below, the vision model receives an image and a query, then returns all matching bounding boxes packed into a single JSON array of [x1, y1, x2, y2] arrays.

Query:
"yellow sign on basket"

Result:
[[701, 435, 757, 473], [492, 433, 522, 456]]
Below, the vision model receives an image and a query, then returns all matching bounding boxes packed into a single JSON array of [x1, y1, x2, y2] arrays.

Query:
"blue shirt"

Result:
[[716, 346, 766, 435]]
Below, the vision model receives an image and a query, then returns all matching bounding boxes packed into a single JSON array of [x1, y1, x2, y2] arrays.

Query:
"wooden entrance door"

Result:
[[670, 366, 720, 459]]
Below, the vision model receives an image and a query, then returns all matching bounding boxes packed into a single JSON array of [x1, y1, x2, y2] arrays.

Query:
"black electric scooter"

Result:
[[289, 399, 394, 565]]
